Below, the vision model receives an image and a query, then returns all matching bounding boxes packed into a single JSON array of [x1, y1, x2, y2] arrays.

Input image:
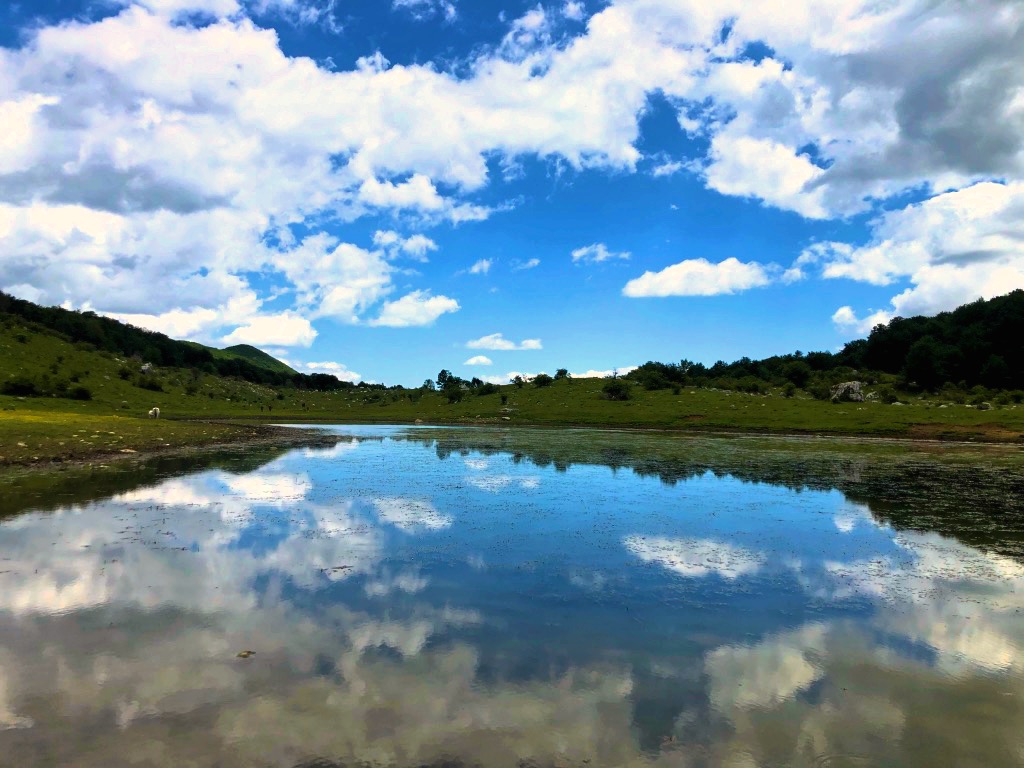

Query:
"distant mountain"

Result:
[[183, 341, 297, 375], [0, 291, 348, 390]]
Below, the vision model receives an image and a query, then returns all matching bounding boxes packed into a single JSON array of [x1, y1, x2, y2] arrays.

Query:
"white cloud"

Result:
[[651, 159, 685, 177], [812, 182, 1024, 328], [392, 0, 456, 21], [623, 257, 772, 298], [221, 312, 318, 347], [468, 258, 492, 275], [562, 2, 584, 21], [2, 0, 1023, 338], [512, 258, 541, 270], [296, 360, 361, 382], [571, 366, 637, 378], [704, 135, 828, 219], [464, 355, 493, 366], [571, 243, 630, 264], [372, 230, 438, 261], [369, 290, 460, 327], [465, 333, 542, 351]]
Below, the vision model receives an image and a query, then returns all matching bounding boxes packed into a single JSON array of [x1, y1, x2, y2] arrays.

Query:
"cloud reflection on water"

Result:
[[0, 428, 1022, 766]]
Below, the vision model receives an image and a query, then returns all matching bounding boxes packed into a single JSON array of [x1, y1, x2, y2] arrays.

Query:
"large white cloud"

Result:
[[0, 0, 1022, 340], [806, 182, 1024, 331], [623, 257, 773, 297], [369, 290, 460, 327]]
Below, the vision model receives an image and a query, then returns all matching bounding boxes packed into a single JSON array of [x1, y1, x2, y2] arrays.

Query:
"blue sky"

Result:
[[1, 0, 1022, 384]]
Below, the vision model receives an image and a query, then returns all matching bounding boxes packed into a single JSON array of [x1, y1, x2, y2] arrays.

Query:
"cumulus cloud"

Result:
[[465, 333, 542, 350], [2, 0, 1023, 336], [369, 290, 460, 327], [221, 312, 318, 347], [571, 243, 630, 264], [623, 257, 772, 297], [468, 258, 491, 275], [806, 182, 1024, 328], [464, 355, 492, 366], [512, 258, 541, 270]]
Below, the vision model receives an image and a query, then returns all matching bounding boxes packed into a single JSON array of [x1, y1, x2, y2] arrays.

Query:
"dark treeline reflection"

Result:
[[396, 427, 1024, 559]]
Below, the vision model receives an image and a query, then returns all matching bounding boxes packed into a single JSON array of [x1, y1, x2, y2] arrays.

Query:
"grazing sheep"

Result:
[[148, 407, 160, 419]]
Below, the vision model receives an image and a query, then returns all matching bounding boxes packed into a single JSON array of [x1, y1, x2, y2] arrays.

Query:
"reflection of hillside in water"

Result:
[[0, 433, 370, 521], [398, 427, 1024, 559], [0, 426, 1022, 766]]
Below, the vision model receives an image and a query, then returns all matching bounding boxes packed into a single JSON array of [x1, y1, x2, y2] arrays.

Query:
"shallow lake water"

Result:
[[1, 425, 1024, 767]]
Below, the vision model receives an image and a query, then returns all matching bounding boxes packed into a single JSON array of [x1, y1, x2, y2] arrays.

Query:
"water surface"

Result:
[[1, 426, 1023, 767]]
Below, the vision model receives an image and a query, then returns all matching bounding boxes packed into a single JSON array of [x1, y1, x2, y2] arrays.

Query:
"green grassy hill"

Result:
[[183, 341, 297, 375], [3, 303, 1024, 467]]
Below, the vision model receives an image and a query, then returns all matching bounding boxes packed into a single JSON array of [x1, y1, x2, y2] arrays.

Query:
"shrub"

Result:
[[875, 385, 900, 404], [136, 377, 163, 392], [782, 382, 796, 398], [1, 377, 39, 396], [554, 368, 570, 380], [446, 387, 465, 403], [67, 385, 92, 400], [533, 373, 554, 388], [14, 333, 28, 344], [500, 394, 509, 405], [118, 367, 132, 380], [476, 383, 499, 396], [602, 379, 632, 401]]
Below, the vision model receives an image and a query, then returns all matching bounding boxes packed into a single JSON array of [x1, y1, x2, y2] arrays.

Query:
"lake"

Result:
[[1, 425, 1023, 767]]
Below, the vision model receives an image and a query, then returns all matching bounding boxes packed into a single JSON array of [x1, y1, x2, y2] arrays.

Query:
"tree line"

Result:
[[623, 290, 1024, 397], [0, 291, 354, 391]]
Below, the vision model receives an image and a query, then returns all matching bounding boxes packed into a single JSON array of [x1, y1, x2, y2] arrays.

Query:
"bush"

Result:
[[136, 377, 164, 392], [118, 366, 132, 380], [875, 385, 900, 404], [67, 385, 92, 401], [782, 382, 796, 398], [554, 368, 570, 380], [446, 387, 465, 404], [476, 383, 499, 396], [14, 333, 28, 344], [533, 373, 554, 388], [602, 379, 632, 401], [1, 377, 39, 396]]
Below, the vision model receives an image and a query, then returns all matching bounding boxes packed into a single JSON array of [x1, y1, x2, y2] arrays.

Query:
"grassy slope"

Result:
[[2, 318, 1024, 467], [183, 341, 297, 374]]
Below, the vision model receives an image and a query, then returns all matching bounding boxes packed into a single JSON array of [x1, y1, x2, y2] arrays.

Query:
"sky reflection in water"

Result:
[[0, 426, 1023, 767]]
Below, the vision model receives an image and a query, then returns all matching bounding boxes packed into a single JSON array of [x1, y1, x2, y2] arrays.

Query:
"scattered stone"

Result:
[[830, 381, 865, 403], [236, 650, 256, 659], [976, 402, 993, 411], [891, 401, 905, 406]]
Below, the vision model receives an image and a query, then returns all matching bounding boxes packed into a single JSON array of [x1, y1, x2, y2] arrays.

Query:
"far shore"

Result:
[[3, 409, 1022, 475]]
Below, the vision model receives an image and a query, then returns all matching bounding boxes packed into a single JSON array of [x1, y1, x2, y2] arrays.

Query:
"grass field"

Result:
[[2, 317, 1024, 468]]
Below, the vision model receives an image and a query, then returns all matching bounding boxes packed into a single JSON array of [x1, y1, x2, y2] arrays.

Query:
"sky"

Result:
[[0, 0, 1022, 385]]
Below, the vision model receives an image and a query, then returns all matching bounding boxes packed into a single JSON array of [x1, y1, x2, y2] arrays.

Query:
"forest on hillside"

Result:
[[0, 292, 351, 391], [622, 290, 1024, 399]]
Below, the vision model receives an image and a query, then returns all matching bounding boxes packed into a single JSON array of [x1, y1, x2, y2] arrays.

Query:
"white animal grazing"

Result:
[[148, 407, 160, 419]]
